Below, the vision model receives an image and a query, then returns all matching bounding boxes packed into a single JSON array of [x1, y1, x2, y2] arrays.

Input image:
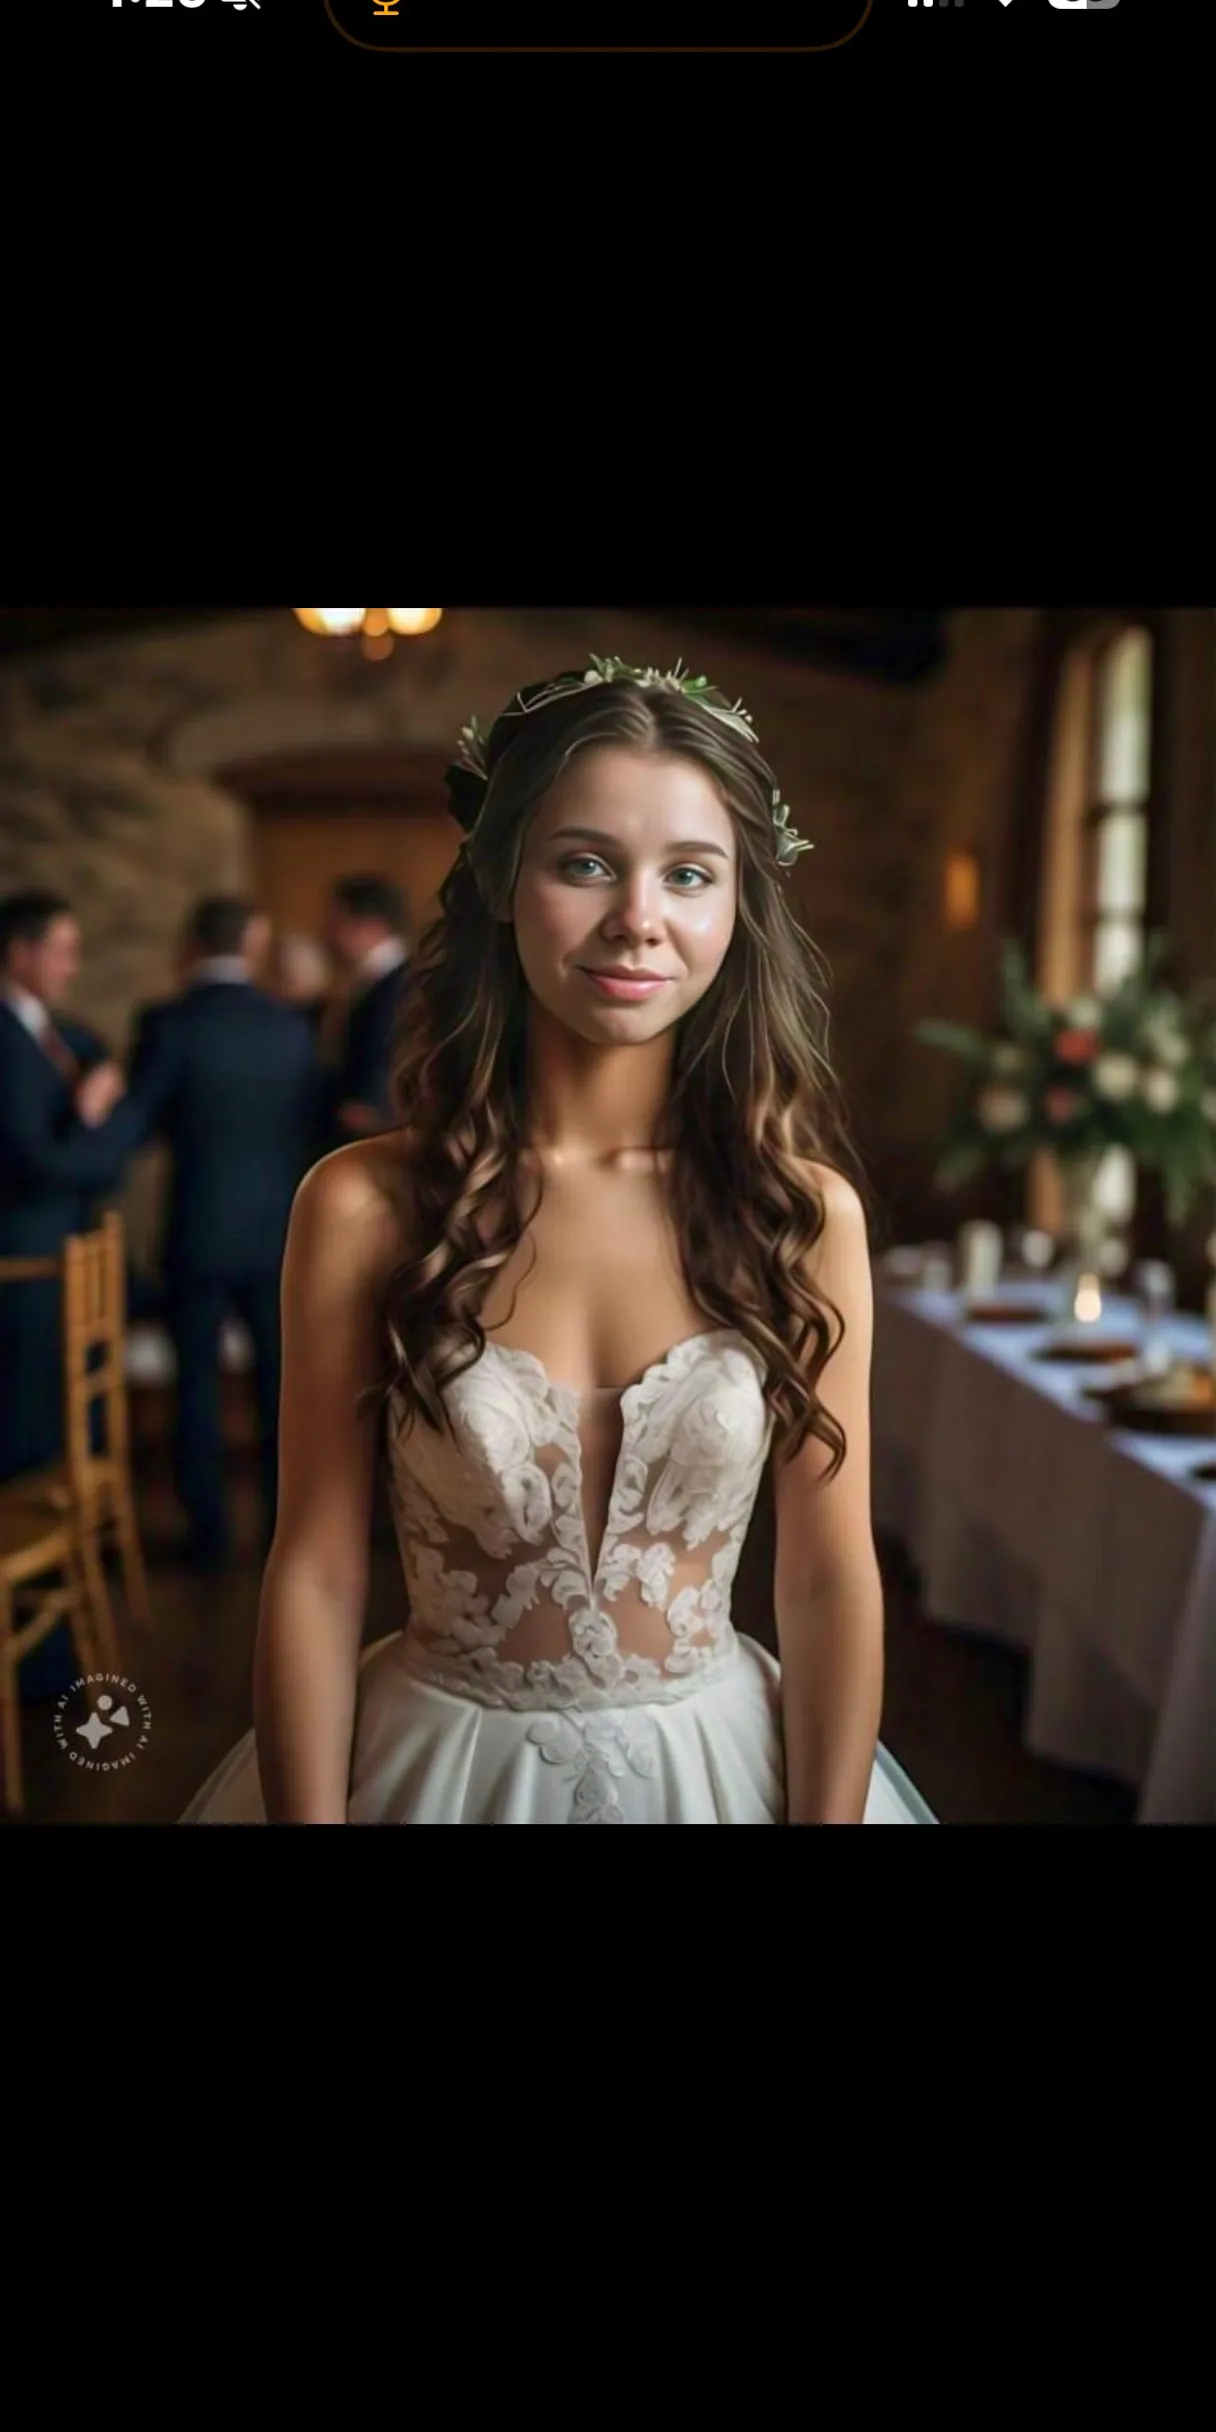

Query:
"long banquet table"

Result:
[[870, 1275, 1215, 1824]]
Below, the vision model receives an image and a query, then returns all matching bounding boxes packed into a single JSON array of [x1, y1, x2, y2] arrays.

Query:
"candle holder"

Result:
[[1206, 1231, 1216, 1387], [1131, 1258, 1177, 1379], [1051, 1151, 1108, 1327], [957, 1219, 1003, 1304]]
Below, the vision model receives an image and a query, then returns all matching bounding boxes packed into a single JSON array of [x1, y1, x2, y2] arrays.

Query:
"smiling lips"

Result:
[[581, 967, 672, 1001]]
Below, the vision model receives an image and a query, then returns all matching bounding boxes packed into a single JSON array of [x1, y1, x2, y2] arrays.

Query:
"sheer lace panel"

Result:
[[387, 1331, 774, 1711]]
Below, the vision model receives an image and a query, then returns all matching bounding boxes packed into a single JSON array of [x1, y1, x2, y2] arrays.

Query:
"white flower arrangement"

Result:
[[915, 933, 1216, 1224]]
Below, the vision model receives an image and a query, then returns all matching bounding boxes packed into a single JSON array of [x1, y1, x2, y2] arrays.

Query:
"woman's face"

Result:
[[510, 745, 739, 1045]]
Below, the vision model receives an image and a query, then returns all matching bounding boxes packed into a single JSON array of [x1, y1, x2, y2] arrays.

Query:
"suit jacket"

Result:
[[0, 1001, 162, 1259], [128, 980, 319, 1278], [295, 994, 328, 1037], [325, 961, 407, 1143]]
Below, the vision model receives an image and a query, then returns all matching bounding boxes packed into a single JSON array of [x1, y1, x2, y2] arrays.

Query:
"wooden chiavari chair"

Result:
[[0, 1502, 101, 1814], [0, 1238, 111, 1813], [0, 1211, 153, 1656]]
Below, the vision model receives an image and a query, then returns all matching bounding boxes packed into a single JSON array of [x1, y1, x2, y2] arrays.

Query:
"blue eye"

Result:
[[557, 856, 713, 889]]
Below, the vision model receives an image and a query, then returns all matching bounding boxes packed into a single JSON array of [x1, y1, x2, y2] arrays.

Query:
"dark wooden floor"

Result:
[[6, 1445, 1136, 1826]]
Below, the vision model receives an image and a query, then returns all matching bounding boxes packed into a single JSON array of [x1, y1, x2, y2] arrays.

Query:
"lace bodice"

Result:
[[387, 1329, 774, 1713]]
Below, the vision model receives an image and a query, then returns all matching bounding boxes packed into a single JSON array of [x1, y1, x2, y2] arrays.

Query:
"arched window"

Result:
[[1088, 628, 1153, 987], [1034, 623, 1154, 1230]]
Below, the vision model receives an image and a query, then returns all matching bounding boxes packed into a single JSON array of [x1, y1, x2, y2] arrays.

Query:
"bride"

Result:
[[183, 654, 934, 1825]]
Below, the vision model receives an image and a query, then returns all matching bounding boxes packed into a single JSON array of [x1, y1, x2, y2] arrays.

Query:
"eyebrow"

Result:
[[546, 826, 731, 861]]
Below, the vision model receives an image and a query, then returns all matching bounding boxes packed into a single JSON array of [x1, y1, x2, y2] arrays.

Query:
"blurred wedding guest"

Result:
[[0, 889, 168, 1697], [266, 929, 332, 1034], [243, 908, 273, 982], [130, 904, 272, 1050], [126, 894, 320, 1572], [320, 874, 409, 1145]]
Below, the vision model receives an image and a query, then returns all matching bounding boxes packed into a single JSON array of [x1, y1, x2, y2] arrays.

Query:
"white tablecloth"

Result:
[[871, 1278, 1216, 1824]]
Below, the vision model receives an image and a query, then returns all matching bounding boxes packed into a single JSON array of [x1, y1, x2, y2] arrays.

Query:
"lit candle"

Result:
[[1074, 1271, 1104, 1326]]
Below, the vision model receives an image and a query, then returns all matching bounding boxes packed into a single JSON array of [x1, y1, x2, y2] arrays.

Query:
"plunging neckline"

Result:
[[483, 1328, 739, 1405], [481, 1329, 746, 1591]]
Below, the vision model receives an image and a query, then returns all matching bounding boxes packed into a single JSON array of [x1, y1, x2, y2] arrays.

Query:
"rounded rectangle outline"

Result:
[[322, 0, 873, 52]]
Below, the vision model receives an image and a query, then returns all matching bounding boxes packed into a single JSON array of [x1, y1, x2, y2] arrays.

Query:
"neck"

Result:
[[521, 1003, 676, 1164], [3, 974, 47, 1012], [189, 954, 248, 979]]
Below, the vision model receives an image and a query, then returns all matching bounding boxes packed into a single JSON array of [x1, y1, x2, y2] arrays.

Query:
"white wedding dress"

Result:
[[182, 1328, 934, 1825]]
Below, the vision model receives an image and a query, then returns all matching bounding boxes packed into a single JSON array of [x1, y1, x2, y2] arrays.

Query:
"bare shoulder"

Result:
[[790, 1159, 869, 1243], [785, 1162, 872, 1335], [291, 1133, 416, 1287]]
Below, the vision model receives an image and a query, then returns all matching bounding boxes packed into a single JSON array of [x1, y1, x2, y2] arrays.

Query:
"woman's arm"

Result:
[[771, 1167, 885, 1824], [253, 1148, 401, 1823]]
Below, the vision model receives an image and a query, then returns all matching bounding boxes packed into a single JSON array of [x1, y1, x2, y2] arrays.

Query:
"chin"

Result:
[[584, 1014, 669, 1042]]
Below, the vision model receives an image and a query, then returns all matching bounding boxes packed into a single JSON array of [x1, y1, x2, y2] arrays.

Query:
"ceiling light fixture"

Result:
[[292, 607, 443, 658]]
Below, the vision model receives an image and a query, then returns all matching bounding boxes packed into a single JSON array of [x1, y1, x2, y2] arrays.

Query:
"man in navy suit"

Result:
[[127, 895, 320, 1571], [0, 889, 174, 1696], [319, 874, 409, 1149]]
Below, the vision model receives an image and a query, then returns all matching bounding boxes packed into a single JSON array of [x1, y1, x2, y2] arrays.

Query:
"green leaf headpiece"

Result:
[[445, 654, 813, 871]]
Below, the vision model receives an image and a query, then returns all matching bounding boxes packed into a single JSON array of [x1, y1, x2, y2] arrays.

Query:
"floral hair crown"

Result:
[[444, 653, 813, 869]]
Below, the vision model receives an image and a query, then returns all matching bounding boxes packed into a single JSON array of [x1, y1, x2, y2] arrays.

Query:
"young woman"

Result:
[[183, 656, 934, 1825]]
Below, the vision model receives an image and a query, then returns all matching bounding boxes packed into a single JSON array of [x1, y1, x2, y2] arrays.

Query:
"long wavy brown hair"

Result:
[[373, 673, 873, 1478]]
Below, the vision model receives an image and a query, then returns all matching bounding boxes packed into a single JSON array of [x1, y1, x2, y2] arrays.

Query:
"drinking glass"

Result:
[[1131, 1260, 1176, 1375], [920, 1243, 955, 1295], [1006, 1224, 1055, 1277]]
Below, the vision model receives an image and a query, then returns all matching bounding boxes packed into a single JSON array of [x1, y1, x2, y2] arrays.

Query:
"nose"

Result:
[[599, 869, 665, 943]]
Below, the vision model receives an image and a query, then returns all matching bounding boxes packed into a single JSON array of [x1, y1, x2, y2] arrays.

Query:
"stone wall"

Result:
[[0, 605, 1042, 1253]]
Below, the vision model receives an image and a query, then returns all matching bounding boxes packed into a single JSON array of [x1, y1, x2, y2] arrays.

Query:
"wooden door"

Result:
[[216, 747, 463, 949], [249, 809, 460, 944]]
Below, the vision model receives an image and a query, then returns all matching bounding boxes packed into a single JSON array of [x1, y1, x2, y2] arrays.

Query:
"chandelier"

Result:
[[293, 607, 443, 660]]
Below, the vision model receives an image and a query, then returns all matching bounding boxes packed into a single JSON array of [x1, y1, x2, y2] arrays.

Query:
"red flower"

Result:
[[1044, 1087, 1084, 1126], [1054, 1028, 1101, 1066]]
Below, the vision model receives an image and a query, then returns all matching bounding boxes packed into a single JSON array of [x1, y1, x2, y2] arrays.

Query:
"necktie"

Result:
[[41, 1024, 81, 1085]]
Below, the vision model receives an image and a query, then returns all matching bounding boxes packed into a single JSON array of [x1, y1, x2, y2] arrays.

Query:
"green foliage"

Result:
[[913, 932, 1216, 1226], [452, 656, 812, 863], [913, 1020, 992, 1066]]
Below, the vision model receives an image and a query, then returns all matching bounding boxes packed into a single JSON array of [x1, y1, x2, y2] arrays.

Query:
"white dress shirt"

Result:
[[1, 977, 53, 1042], [350, 936, 407, 1002], [188, 957, 250, 986]]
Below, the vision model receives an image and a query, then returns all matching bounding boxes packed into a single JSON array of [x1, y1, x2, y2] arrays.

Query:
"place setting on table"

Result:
[[892, 930, 1216, 1489], [872, 941, 1216, 1822], [879, 1223, 1216, 1488], [875, 1218, 1216, 1816]]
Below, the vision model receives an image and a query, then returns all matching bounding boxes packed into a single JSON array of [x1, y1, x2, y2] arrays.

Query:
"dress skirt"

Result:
[[181, 1631, 935, 1825]]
